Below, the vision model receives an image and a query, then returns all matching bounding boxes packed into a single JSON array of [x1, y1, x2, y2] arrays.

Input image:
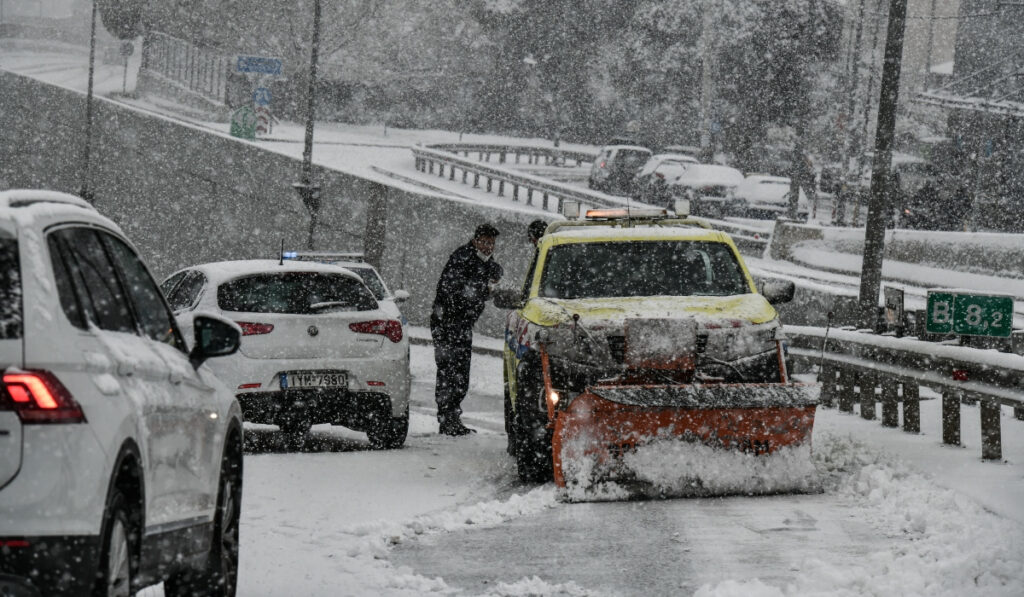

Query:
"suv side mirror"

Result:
[[491, 288, 522, 310], [393, 289, 410, 303], [189, 315, 241, 369], [758, 278, 796, 305]]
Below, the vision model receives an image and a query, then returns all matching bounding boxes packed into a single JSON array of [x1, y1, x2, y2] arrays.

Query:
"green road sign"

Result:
[[926, 290, 1013, 337], [230, 106, 257, 140]]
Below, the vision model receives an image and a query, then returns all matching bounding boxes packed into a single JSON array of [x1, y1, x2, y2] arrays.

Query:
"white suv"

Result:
[[0, 190, 244, 597], [160, 259, 412, 449]]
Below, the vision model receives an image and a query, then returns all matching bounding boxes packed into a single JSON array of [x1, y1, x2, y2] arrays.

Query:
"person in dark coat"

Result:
[[431, 224, 503, 435]]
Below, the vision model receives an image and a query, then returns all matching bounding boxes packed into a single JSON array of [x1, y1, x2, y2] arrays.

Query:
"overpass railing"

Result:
[[786, 325, 1024, 462], [412, 144, 633, 213]]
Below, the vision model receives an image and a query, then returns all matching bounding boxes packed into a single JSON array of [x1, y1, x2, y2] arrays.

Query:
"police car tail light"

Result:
[[236, 321, 275, 336], [349, 320, 403, 343], [2, 371, 85, 424]]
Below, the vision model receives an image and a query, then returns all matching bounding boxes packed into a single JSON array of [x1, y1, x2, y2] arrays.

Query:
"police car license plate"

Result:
[[281, 371, 347, 389]]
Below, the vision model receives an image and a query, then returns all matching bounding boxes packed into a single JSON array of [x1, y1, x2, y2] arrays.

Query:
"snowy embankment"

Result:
[[699, 432, 1024, 597]]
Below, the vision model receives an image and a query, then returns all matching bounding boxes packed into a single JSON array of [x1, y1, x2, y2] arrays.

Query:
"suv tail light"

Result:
[[236, 321, 275, 336], [349, 320, 403, 343], [1, 371, 85, 424]]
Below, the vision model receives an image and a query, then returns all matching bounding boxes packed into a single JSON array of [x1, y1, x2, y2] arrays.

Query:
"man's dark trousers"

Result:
[[432, 320, 473, 424]]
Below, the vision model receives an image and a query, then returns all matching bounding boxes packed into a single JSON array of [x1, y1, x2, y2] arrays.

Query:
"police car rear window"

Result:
[[218, 272, 377, 314], [0, 237, 21, 338], [539, 240, 749, 300]]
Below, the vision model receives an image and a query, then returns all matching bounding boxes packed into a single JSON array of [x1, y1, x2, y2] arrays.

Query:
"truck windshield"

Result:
[[539, 240, 749, 299]]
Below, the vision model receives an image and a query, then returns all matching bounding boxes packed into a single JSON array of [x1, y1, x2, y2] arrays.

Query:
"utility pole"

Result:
[[924, 0, 938, 88], [698, 0, 714, 160], [858, 0, 908, 330], [293, 0, 322, 250], [80, 0, 98, 204], [836, 0, 867, 225]]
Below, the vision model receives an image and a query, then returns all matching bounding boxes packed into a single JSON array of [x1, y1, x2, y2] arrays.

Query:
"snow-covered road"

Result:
[[142, 345, 1022, 597]]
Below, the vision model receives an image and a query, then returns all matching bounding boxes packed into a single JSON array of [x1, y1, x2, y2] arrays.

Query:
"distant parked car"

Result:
[[666, 163, 745, 217], [0, 189, 244, 597], [632, 153, 701, 204], [161, 259, 412, 449], [733, 174, 809, 219], [588, 144, 653, 195]]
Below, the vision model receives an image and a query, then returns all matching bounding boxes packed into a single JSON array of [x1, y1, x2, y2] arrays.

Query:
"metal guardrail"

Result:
[[423, 143, 598, 168], [786, 325, 1024, 462], [412, 144, 635, 213]]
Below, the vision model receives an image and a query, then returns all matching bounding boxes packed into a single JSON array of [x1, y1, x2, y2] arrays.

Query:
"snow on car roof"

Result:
[[0, 189, 123, 235], [672, 164, 745, 186], [191, 259, 363, 286]]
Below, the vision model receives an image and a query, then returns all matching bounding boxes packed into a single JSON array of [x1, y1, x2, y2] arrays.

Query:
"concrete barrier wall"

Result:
[[0, 70, 544, 337]]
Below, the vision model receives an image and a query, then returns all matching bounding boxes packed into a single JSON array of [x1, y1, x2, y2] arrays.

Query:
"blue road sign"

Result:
[[253, 87, 272, 106], [236, 56, 282, 75]]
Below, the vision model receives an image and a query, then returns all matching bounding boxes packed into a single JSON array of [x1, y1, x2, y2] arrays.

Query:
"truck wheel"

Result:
[[367, 407, 409, 450], [504, 382, 516, 456], [514, 391, 553, 483]]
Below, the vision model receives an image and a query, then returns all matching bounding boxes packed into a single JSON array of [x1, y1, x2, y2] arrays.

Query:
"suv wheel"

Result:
[[93, 489, 135, 597], [366, 406, 409, 449], [165, 441, 242, 597]]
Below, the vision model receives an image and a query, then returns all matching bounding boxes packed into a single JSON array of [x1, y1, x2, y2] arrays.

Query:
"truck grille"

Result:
[[607, 335, 625, 363]]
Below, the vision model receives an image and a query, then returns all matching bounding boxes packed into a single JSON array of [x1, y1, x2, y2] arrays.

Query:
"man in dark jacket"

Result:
[[431, 224, 503, 435]]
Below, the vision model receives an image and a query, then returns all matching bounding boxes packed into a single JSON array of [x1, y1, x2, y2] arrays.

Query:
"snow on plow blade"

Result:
[[552, 383, 818, 500]]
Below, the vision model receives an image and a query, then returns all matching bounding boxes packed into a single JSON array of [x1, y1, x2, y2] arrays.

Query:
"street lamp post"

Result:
[[293, 0, 322, 250], [80, 0, 98, 204]]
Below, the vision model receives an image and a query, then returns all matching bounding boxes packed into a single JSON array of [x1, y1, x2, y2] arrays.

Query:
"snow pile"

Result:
[[695, 433, 1024, 597], [481, 576, 600, 597], [561, 438, 819, 502]]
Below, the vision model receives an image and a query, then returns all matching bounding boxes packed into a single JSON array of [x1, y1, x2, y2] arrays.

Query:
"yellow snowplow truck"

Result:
[[492, 207, 816, 496]]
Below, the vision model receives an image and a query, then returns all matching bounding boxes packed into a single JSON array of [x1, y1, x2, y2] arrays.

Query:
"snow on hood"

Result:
[[522, 294, 778, 328]]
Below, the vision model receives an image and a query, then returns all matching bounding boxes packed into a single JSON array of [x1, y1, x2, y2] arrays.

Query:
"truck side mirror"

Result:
[[758, 279, 795, 305], [491, 288, 521, 310]]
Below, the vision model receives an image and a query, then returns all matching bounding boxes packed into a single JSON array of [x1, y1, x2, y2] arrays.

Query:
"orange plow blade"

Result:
[[552, 383, 817, 498]]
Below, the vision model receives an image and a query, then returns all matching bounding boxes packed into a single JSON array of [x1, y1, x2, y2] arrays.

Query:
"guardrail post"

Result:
[[449, 166, 456, 181], [473, 173, 480, 188], [427, 160, 434, 175], [818, 364, 837, 407], [526, 189, 533, 206], [557, 197, 564, 213], [462, 170, 468, 184], [486, 177, 493, 193], [942, 388, 961, 446], [903, 381, 920, 433], [881, 377, 899, 427], [499, 152, 506, 164], [515, 152, 521, 164], [1016, 405, 1024, 421], [838, 368, 856, 413], [498, 180, 505, 197], [542, 192, 549, 210], [860, 374, 876, 421], [980, 398, 1002, 461], [513, 185, 519, 201], [438, 164, 446, 178]]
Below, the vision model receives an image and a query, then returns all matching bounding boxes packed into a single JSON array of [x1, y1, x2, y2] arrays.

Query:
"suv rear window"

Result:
[[218, 272, 378, 314], [615, 150, 651, 170], [0, 237, 22, 339], [540, 240, 749, 299]]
